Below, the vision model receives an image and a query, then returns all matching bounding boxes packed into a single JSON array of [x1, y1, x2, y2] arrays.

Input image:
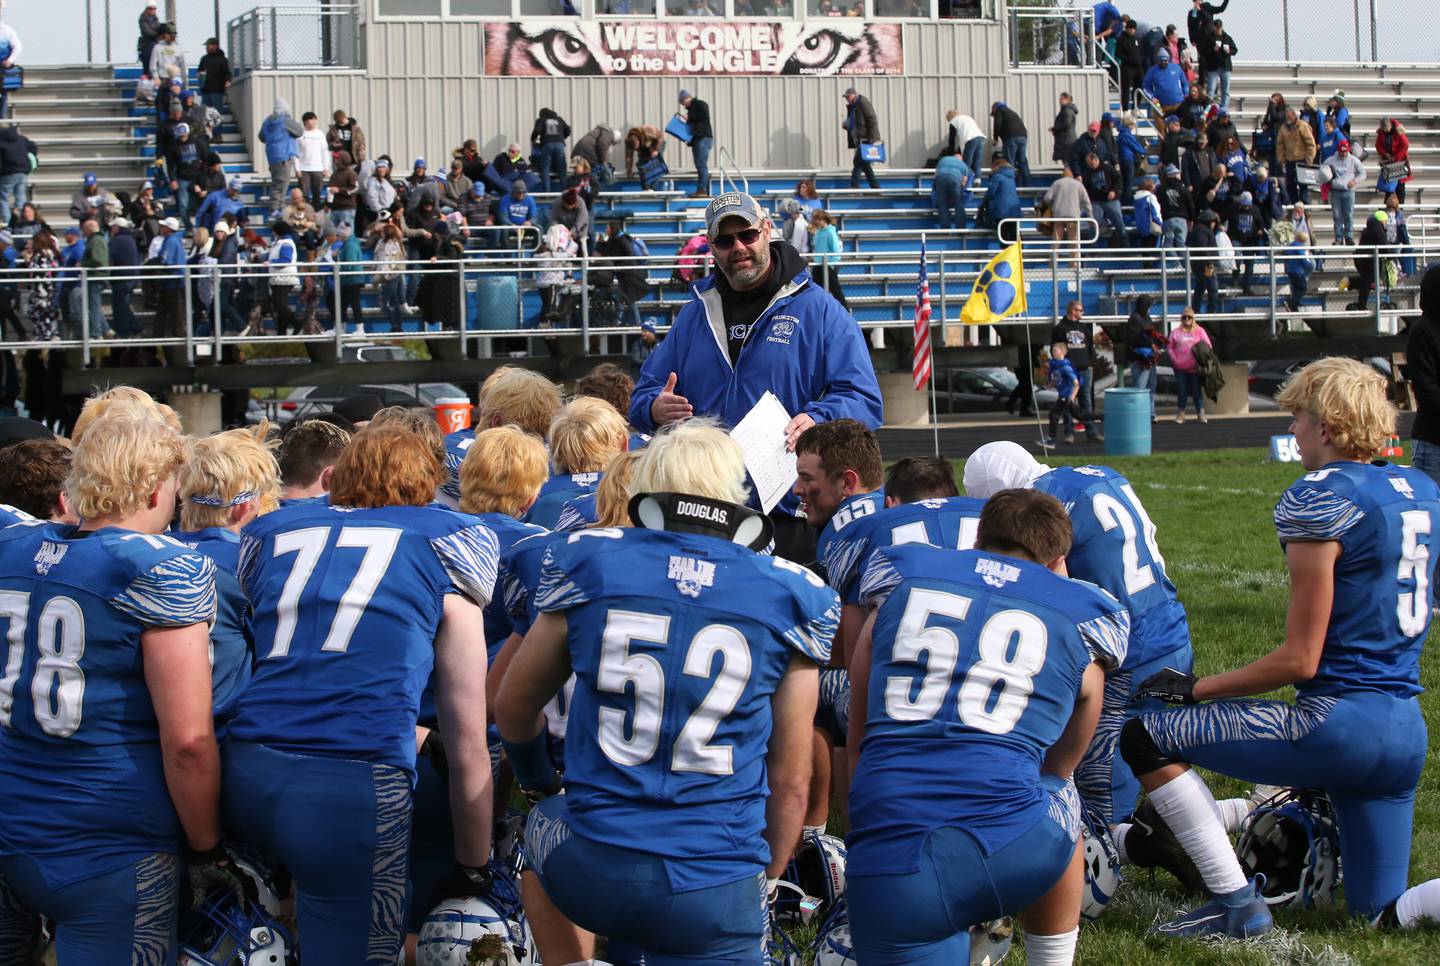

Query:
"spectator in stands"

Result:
[[1318, 115, 1347, 164], [1320, 140, 1366, 246], [197, 177, 246, 235], [1098, 111, 1120, 162], [129, 180, 160, 243], [328, 152, 359, 234], [1200, 19, 1236, 109], [1206, 107, 1237, 152], [845, 88, 882, 189], [0, 18, 17, 121], [1161, 23, 1186, 67], [1041, 165, 1091, 255], [371, 220, 406, 331], [452, 139, 485, 184], [1133, 177, 1164, 247], [267, 221, 300, 336], [138, 3, 161, 74], [458, 184, 494, 246], [59, 226, 83, 330], [281, 187, 317, 236], [154, 216, 185, 340], [0, 124, 35, 226], [20, 229, 60, 341], [107, 218, 141, 338], [79, 218, 109, 338], [630, 191, 882, 559], [594, 220, 648, 328], [1185, 0, 1226, 79], [295, 112, 329, 211], [211, 222, 244, 335], [630, 318, 658, 376], [1168, 307, 1211, 422], [12, 203, 44, 238], [327, 110, 366, 164], [1144, 49, 1188, 118], [1404, 265, 1440, 484], [793, 179, 822, 213], [1345, 209, 1400, 311], [363, 158, 396, 226], [197, 38, 230, 113], [441, 157, 474, 211], [1116, 20, 1146, 110], [1069, 121, 1108, 179], [498, 180, 538, 232], [260, 98, 301, 220], [932, 151, 970, 231], [945, 110, 986, 179], [535, 223, 576, 326], [1182, 131, 1217, 190], [678, 90, 713, 198], [1248, 163, 1282, 229], [1228, 190, 1263, 294], [1081, 152, 1127, 246], [777, 199, 810, 255], [491, 144, 530, 192], [1051, 300, 1102, 442], [1216, 133, 1248, 186], [1051, 94, 1078, 172], [1157, 166, 1192, 254], [1117, 113, 1147, 203], [1178, 84, 1208, 132], [180, 88, 209, 144], [567, 160, 601, 220], [166, 123, 207, 231], [550, 188, 590, 253], [148, 22, 185, 86], [809, 209, 846, 308], [977, 156, 1023, 241], [69, 173, 113, 227], [1277, 107, 1317, 204], [531, 108, 572, 194], [990, 101, 1029, 185], [1325, 91, 1351, 140], [193, 150, 226, 210], [1376, 117, 1411, 204], [1188, 209, 1221, 313], [572, 126, 620, 175], [1159, 114, 1193, 170], [1125, 294, 1163, 414], [1283, 229, 1315, 311], [623, 126, 663, 179]]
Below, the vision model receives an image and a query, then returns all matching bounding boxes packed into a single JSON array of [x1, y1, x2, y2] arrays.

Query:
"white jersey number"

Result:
[[889, 517, 980, 551], [266, 526, 402, 659], [1398, 510, 1433, 637], [1092, 484, 1167, 595], [0, 592, 87, 737], [884, 588, 1049, 735]]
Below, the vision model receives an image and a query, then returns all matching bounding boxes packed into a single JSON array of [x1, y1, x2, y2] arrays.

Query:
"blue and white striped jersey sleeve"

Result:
[[430, 524, 500, 608], [1274, 484, 1366, 543], [236, 531, 262, 601], [782, 593, 839, 665], [553, 500, 590, 533], [857, 548, 904, 611], [113, 553, 219, 627], [821, 534, 870, 602], [1071, 579, 1130, 671], [534, 544, 593, 613]]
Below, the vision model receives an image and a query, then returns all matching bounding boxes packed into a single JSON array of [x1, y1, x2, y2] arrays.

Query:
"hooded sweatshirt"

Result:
[[259, 98, 299, 166]]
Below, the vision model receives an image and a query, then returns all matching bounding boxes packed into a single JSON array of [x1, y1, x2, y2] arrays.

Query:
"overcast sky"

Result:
[[6, 0, 1436, 64]]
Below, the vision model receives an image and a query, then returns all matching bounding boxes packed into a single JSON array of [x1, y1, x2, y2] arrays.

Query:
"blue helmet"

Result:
[[775, 828, 847, 925], [1237, 788, 1342, 908]]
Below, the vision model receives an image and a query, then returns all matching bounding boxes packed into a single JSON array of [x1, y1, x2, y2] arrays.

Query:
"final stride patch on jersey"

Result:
[[975, 557, 1021, 589], [668, 555, 717, 598], [33, 541, 67, 576]]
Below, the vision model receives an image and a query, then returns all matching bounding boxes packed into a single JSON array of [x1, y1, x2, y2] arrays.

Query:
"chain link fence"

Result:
[[225, 4, 363, 75]]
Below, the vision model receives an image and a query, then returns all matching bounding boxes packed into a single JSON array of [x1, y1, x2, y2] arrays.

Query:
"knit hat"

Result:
[[1164, 164, 1181, 176], [641, 318, 658, 335], [678, 89, 692, 102], [1157, 49, 1171, 61], [174, 123, 190, 136], [1240, 191, 1253, 204], [1332, 89, 1346, 104], [228, 177, 243, 190]]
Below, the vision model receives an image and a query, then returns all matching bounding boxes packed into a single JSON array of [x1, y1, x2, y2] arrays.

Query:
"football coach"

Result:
[[630, 191, 884, 561]]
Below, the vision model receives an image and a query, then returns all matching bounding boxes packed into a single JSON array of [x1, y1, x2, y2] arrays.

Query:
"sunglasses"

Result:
[[1182, 314, 1196, 320], [711, 227, 763, 251]]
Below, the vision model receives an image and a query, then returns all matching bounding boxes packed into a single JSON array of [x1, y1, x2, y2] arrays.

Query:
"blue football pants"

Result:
[[0, 851, 179, 966], [222, 740, 412, 966], [1140, 691, 1427, 917], [525, 795, 768, 965], [847, 775, 1079, 965]]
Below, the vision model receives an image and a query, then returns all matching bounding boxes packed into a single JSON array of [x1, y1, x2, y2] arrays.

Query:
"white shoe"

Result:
[[1198, 411, 1208, 423], [1175, 412, 1185, 424]]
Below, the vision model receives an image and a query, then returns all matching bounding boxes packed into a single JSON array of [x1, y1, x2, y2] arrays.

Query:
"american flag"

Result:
[[913, 241, 932, 391]]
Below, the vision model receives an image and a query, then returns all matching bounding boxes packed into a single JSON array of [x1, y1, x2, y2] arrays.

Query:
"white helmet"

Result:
[[416, 873, 536, 966], [789, 830, 847, 919], [1081, 820, 1122, 921], [1236, 788, 1341, 908], [812, 900, 857, 966], [969, 917, 1013, 966]]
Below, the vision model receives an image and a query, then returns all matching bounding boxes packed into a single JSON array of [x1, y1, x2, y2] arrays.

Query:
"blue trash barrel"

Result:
[[470, 275, 520, 331], [1104, 388, 1152, 456]]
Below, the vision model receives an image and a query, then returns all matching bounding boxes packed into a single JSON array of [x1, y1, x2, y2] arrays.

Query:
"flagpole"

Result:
[[929, 241, 940, 458], [1023, 312, 1050, 457]]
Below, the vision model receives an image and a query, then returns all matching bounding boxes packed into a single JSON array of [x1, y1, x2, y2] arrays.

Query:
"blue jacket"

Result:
[[195, 191, 247, 233], [259, 110, 299, 166], [629, 264, 883, 514], [1117, 127, 1148, 166], [498, 195, 538, 225], [1284, 241, 1314, 279], [159, 232, 187, 290], [1319, 128, 1348, 163], [934, 155, 970, 185], [1093, 1, 1123, 35], [1143, 63, 1188, 108], [978, 165, 1022, 226], [1048, 357, 1079, 398]]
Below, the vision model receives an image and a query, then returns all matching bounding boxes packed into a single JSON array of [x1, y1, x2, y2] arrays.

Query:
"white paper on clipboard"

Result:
[[729, 391, 798, 514]]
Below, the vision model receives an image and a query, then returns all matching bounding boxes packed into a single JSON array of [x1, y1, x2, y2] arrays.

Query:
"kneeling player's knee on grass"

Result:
[[1119, 717, 1179, 775]]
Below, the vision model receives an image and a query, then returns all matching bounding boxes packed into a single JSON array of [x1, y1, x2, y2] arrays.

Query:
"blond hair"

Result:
[[593, 450, 641, 528], [480, 367, 563, 438], [67, 412, 186, 521], [369, 405, 446, 468], [548, 397, 628, 475], [71, 386, 181, 442], [179, 424, 281, 531], [631, 419, 749, 505], [459, 426, 549, 517], [1275, 357, 1395, 459]]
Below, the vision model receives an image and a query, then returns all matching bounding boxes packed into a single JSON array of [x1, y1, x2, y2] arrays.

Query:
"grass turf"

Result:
[[805, 447, 1440, 965]]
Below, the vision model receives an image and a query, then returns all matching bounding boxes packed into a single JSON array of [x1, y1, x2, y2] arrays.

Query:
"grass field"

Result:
[[810, 447, 1440, 965]]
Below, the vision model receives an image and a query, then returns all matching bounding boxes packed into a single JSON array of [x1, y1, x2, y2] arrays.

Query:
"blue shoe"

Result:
[[1151, 876, 1273, 939]]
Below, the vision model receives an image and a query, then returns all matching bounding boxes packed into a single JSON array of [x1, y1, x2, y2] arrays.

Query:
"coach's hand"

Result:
[[784, 413, 817, 452], [1133, 668, 1199, 706], [652, 371, 693, 425]]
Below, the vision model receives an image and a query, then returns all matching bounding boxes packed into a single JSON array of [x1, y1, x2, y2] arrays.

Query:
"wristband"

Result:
[[766, 877, 780, 900], [500, 729, 560, 793], [185, 843, 227, 864]]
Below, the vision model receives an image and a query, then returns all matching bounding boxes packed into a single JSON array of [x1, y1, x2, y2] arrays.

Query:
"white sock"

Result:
[[1113, 823, 1134, 865], [1146, 770, 1249, 895], [803, 824, 827, 837], [1216, 797, 1253, 833], [1393, 879, 1440, 928], [1023, 928, 1078, 966]]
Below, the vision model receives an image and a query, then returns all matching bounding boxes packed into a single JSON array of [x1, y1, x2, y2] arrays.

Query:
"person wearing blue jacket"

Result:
[[195, 177, 248, 234], [977, 157, 1023, 242], [1117, 118, 1148, 205], [629, 191, 882, 561], [258, 97, 299, 220], [1143, 50, 1189, 114], [497, 180, 539, 227], [932, 152, 971, 230]]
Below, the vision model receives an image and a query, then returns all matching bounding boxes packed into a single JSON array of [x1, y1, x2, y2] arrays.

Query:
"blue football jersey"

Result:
[[535, 527, 839, 890], [814, 490, 886, 594], [1274, 460, 1440, 699], [848, 545, 1128, 876], [175, 527, 252, 728], [0, 523, 217, 888], [500, 530, 576, 743], [1035, 466, 1190, 667], [820, 495, 984, 605], [554, 493, 600, 533], [0, 504, 35, 526], [525, 473, 602, 530], [439, 428, 475, 507], [229, 502, 499, 774], [628, 431, 652, 451]]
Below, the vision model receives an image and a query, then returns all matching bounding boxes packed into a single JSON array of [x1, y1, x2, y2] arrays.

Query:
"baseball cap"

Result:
[[142, 179, 154, 190], [962, 441, 1051, 499], [83, 173, 97, 186], [159, 217, 181, 231], [678, 89, 691, 102], [174, 123, 190, 136], [1240, 191, 1253, 204], [414, 157, 426, 168], [1087, 121, 1101, 134], [110, 217, 132, 229], [0, 418, 54, 448], [1101, 112, 1114, 123], [470, 184, 484, 196], [228, 177, 243, 190], [704, 192, 765, 237], [64, 227, 80, 238], [1338, 140, 1351, 153]]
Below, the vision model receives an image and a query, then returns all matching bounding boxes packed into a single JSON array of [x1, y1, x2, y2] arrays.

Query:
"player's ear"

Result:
[[883, 494, 900, 509], [319, 464, 335, 492], [842, 468, 862, 496], [1046, 554, 1069, 577]]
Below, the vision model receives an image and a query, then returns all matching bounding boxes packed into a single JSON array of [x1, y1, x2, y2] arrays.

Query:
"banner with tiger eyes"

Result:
[[484, 20, 904, 76]]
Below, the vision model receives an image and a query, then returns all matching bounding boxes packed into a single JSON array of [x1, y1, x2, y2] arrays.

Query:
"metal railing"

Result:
[[1008, 5, 1097, 69], [227, 4, 364, 77]]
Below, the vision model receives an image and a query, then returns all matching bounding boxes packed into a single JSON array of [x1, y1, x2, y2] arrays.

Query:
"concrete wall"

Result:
[[232, 19, 1107, 173]]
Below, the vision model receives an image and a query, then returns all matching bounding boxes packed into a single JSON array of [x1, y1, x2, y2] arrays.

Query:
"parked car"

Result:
[[257, 380, 470, 426], [932, 367, 1020, 414], [1247, 357, 1391, 398]]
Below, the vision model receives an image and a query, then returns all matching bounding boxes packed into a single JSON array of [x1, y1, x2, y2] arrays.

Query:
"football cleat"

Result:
[[1236, 788, 1341, 908], [1126, 798, 1206, 893], [1150, 875, 1274, 940]]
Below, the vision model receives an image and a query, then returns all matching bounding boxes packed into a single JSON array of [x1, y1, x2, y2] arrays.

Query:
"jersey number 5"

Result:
[[1398, 510, 1433, 637]]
